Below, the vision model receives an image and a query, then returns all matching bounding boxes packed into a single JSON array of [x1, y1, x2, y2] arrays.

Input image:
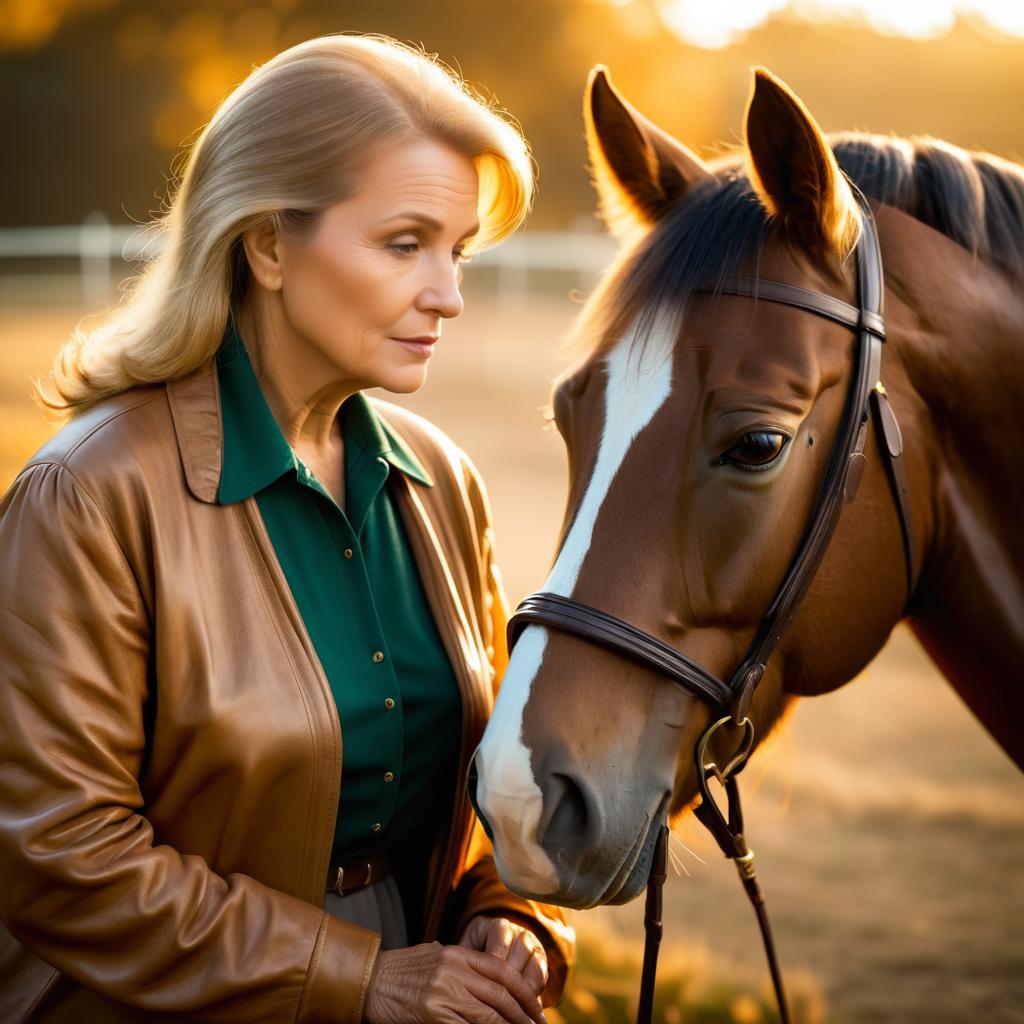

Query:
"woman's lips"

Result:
[[391, 336, 438, 358]]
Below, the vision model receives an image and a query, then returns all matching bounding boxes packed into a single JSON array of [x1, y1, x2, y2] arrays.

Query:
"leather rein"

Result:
[[506, 196, 917, 1024]]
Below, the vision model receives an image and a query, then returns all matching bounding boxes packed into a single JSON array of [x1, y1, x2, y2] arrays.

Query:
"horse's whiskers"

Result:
[[666, 841, 689, 878], [669, 830, 708, 866]]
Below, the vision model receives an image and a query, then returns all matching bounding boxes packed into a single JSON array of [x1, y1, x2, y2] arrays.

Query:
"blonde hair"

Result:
[[35, 33, 535, 420]]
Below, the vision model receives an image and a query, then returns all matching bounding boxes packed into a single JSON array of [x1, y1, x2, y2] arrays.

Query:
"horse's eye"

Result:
[[721, 431, 789, 471]]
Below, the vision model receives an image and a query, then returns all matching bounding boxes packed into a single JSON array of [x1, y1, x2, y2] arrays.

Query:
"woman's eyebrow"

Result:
[[379, 211, 480, 238]]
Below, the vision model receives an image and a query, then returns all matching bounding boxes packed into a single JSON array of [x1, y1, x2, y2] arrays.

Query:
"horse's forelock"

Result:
[[568, 173, 773, 367]]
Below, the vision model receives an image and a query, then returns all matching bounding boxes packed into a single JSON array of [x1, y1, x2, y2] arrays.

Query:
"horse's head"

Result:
[[471, 68, 916, 908]]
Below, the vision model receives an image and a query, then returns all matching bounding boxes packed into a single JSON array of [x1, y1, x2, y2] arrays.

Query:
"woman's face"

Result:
[[274, 137, 480, 395]]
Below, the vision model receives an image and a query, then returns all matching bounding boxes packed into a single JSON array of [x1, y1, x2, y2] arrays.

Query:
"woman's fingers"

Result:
[[505, 932, 547, 996], [522, 951, 548, 1005], [457, 914, 491, 951], [460, 914, 518, 957], [459, 947, 546, 1024], [504, 928, 542, 970], [483, 917, 516, 958], [461, 916, 548, 1004], [462, 971, 538, 1024], [478, 919, 547, 1001], [365, 941, 547, 1024]]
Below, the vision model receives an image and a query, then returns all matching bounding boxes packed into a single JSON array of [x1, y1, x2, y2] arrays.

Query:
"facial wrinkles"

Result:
[[477, 313, 677, 892], [362, 169, 479, 232], [356, 169, 476, 343], [269, 142, 479, 434], [319, 168, 476, 307]]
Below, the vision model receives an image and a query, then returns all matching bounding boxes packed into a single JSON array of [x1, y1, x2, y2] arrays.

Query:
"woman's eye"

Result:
[[389, 240, 419, 255], [719, 431, 789, 471]]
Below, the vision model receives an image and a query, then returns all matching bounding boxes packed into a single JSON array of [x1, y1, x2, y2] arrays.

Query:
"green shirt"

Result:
[[215, 324, 463, 862]]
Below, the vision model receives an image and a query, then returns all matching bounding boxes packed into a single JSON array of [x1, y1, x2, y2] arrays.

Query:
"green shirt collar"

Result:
[[215, 322, 432, 505]]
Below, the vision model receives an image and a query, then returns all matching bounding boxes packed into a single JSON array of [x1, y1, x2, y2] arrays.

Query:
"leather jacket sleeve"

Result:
[[449, 456, 576, 1006], [0, 462, 379, 1023]]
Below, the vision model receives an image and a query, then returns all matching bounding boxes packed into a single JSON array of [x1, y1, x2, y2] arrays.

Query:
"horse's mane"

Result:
[[832, 133, 1024, 277], [575, 133, 1024, 358]]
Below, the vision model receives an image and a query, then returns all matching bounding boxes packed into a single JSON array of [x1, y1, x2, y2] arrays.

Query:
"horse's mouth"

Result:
[[602, 793, 671, 906], [555, 791, 671, 910]]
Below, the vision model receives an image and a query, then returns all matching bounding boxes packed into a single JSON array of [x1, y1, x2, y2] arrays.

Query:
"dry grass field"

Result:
[[1, 278, 1022, 1023]]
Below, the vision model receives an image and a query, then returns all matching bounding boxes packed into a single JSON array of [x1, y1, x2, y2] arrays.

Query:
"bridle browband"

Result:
[[505, 195, 917, 1024]]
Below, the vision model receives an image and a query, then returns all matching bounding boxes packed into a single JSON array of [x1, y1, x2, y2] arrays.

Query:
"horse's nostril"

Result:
[[538, 771, 590, 848], [466, 751, 494, 840]]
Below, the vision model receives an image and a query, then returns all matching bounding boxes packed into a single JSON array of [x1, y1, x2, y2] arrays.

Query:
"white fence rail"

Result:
[[0, 212, 618, 306]]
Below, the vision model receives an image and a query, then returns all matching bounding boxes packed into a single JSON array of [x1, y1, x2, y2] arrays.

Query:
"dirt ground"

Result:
[[2, 279, 1021, 1023]]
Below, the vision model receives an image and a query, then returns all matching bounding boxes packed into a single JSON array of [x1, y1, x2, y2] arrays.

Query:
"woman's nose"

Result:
[[419, 263, 464, 319]]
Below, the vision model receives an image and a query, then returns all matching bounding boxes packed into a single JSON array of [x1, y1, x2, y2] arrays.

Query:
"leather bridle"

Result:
[[505, 194, 917, 1024]]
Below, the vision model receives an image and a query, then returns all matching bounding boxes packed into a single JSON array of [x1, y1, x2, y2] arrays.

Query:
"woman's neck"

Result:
[[235, 291, 361, 453]]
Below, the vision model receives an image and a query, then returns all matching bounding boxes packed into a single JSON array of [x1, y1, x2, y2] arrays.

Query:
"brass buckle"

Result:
[[333, 861, 375, 896], [697, 715, 755, 787], [694, 715, 758, 867]]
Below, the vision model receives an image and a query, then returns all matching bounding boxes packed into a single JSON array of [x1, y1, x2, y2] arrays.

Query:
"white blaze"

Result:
[[475, 319, 675, 894]]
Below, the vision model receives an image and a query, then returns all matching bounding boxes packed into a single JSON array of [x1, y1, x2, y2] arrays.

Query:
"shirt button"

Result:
[[372, 651, 385, 663], [384, 771, 395, 783], [372, 822, 382, 833], [343, 548, 353, 559], [384, 697, 396, 709]]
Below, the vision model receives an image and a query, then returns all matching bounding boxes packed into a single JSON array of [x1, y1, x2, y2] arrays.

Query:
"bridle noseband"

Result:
[[505, 195, 917, 1024]]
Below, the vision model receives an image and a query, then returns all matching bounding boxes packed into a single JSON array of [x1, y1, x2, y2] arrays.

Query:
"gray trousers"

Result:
[[323, 874, 409, 950]]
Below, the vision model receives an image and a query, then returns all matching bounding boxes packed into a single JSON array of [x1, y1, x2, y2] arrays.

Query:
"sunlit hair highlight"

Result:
[[35, 33, 535, 420]]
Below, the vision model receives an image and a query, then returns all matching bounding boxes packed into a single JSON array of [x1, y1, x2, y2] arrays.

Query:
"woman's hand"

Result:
[[363, 939, 547, 1024], [457, 915, 549, 1005]]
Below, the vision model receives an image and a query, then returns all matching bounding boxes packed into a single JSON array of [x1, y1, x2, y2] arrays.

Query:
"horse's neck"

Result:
[[894, 245, 1024, 767]]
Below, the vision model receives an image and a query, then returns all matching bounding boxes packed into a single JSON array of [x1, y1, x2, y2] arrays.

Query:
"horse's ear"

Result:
[[744, 67, 861, 260], [585, 66, 710, 241]]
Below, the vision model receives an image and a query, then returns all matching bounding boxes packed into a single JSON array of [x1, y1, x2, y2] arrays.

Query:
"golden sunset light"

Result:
[[652, 0, 1024, 47], [2, 4, 1022, 1022]]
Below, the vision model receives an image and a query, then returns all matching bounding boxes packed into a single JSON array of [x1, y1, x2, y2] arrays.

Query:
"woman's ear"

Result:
[[744, 67, 861, 260], [585, 65, 710, 242], [242, 217, 284, 292]]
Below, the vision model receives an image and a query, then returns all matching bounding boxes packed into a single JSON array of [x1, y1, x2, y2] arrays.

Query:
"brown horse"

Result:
[[470, 66, 1024, 912]]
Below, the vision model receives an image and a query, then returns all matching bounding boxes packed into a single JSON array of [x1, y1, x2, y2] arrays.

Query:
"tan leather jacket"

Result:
[[0, 358, 573, 1023]]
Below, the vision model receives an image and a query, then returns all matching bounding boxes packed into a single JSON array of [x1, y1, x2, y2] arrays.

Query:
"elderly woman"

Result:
[[0, 33, 572, 1024]]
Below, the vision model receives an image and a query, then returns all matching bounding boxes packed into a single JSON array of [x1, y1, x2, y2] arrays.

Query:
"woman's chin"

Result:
[[369, 362, 431, 396]]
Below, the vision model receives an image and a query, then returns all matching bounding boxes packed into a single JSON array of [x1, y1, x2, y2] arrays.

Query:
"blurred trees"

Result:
[[2, 0, 1022, 229]]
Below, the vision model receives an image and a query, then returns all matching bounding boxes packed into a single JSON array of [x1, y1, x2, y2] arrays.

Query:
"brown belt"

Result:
[[325, 852, 390, 896]]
